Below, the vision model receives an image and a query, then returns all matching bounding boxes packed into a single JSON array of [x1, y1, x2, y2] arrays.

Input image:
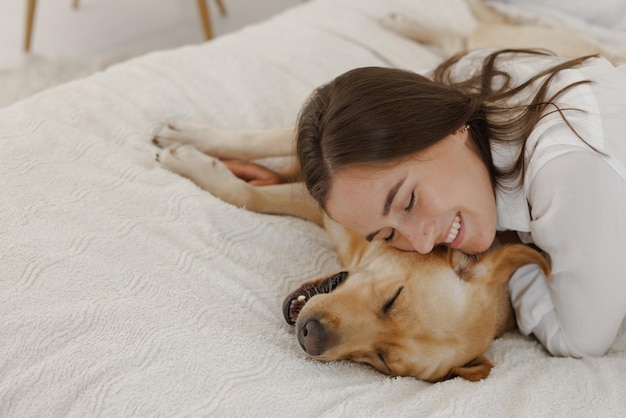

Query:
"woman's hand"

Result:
[[221, 160, 284, 186]]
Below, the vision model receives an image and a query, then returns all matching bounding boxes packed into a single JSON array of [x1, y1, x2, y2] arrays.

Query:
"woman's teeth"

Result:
[[444, 215, 461, 244]]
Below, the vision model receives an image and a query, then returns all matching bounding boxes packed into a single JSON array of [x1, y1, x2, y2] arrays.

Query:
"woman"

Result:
[[237, 49, 626, 357]]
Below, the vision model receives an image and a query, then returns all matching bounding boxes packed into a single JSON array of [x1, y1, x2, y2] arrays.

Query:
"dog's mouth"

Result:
[[282, 271, 348, 325]]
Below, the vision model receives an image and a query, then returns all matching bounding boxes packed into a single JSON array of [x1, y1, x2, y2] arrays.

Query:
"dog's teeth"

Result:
[[297, 295, 306, 302]]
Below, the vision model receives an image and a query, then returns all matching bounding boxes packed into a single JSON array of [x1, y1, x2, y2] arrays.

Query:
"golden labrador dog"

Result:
[[151, 0, 621, 381], [153, 126, 550, 382]]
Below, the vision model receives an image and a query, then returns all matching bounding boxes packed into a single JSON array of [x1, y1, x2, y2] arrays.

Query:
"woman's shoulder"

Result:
[[526, 56, 626, 170], [451, 48, 622, 85], [450, 49, 568, 80]]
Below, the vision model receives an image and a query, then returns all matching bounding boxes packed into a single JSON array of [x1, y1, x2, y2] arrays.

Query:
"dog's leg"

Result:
[[466, 0, 511, 25], [156, 144, 322, 225], [465, 0, 612, 61], [153, 121, 295, 160], [468, 24, 613, 61], [381, 14, 466, 56]]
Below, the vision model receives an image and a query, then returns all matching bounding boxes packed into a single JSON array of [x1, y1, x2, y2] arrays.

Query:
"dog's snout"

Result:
[[298, 319, 327, 356]]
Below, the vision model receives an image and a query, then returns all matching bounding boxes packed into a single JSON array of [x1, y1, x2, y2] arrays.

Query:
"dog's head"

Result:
[[283, 241, 549, 382]]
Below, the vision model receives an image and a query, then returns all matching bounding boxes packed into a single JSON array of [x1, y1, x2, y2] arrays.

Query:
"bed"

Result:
[[2, 0, 625, 416]]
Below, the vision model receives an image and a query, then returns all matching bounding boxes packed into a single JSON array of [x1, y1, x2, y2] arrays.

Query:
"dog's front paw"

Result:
[[155, 143, 209, 177], [156, 145, 252, 207], [153, 121, 219, 152]]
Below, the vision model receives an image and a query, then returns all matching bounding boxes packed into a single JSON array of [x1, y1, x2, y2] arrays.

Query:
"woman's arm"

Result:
[[509, 150, 626, 357], [221, 160, 300, 186]]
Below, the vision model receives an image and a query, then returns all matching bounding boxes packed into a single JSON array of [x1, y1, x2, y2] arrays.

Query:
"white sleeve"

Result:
[[508, 150, 626, 357]]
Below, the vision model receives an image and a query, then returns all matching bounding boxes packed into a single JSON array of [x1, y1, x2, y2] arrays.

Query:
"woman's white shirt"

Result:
[[454, 51, 626, 356]]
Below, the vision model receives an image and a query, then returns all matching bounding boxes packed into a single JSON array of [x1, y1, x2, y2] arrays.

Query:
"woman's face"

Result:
[[325, 130, 497, 254]]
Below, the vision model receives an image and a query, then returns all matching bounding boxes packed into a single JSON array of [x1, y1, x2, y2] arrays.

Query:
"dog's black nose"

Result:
[[298, 318, 326, 356]]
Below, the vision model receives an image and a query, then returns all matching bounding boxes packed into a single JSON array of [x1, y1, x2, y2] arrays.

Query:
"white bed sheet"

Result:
[[1, 0, 625, 416]]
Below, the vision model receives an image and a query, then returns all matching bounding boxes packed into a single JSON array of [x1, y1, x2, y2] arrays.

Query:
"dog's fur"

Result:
[[149, 2, 616, 381], [153, 126, 549, 382]]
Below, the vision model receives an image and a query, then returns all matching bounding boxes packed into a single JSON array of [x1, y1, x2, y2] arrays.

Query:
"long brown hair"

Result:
[[296, 49, 596, 209]]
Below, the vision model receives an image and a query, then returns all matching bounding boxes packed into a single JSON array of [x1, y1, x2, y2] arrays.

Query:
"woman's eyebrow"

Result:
[[384, 179, 405, 216], [365, 178, 405, 242]]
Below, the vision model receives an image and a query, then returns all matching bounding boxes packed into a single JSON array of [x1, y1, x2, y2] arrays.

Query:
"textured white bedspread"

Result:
[[1, 0, 625, 416]]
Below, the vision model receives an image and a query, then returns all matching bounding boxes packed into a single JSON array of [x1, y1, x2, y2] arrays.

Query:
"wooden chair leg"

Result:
[[196, 0, 213, 40], [24, 0, 37, 52]]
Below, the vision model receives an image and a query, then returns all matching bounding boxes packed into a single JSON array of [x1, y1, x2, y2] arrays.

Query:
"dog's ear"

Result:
[[444, 355, 493, 382], [487, 244, 551, 284], [323, 217, 371, 268], [447, 249, 481, 281], [449, 244, 550, 284]]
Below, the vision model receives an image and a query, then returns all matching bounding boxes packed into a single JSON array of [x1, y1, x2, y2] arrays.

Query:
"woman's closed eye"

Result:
[[384, 192, 414, 243], [405, 191, 415, 212]]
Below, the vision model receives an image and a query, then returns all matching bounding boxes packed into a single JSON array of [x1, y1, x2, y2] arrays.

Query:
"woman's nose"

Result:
[[404, 222, 436, 254]]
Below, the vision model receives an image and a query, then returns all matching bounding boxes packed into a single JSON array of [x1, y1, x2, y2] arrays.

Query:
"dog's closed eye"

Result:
[[377, 351, 392, 374], [382, 286, 404, 314]]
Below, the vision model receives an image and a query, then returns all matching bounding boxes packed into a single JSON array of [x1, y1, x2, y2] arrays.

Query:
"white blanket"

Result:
[[1, 0, 625, 416]]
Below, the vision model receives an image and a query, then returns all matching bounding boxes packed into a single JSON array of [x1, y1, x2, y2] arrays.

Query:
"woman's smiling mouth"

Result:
[[444, 213, 461, 245]]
